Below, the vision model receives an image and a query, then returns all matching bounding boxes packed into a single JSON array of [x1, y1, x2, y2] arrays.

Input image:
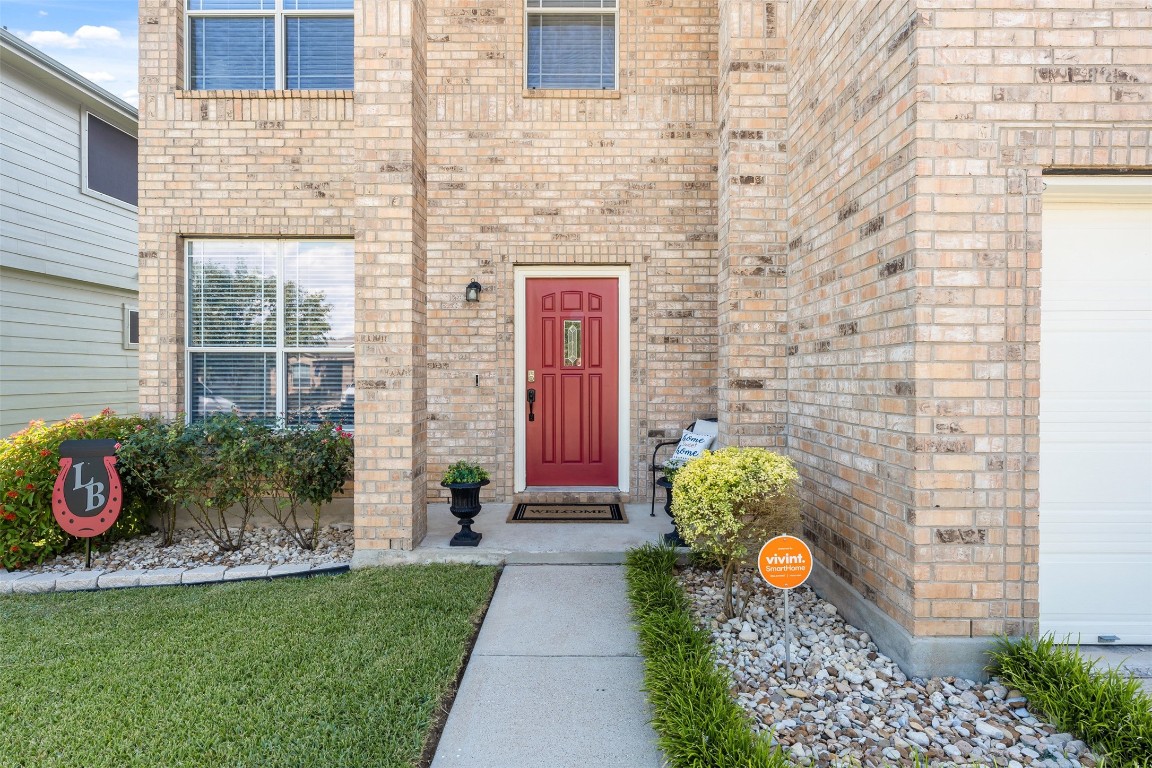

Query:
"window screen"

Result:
[[187, 0, 353, 91], [189, 17, 276, 90], [86, 115, 137, 206], [187, 240, 355, 429], [526, 4, 616, 90], [285, 16, 354, 89]]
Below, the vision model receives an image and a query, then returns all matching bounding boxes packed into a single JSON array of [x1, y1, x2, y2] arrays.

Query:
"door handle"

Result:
[[527, 388, 536, 422]]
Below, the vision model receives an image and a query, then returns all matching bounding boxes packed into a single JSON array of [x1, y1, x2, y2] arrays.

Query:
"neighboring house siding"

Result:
[[0, 35, 138, 437], [0, 272, 137, 431]]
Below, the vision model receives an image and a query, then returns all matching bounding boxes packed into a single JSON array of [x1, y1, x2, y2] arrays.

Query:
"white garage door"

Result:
[[1040, 176, 1152, 645]]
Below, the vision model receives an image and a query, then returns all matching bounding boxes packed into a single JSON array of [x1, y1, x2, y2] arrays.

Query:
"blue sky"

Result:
[[1, 0, 140, 106]]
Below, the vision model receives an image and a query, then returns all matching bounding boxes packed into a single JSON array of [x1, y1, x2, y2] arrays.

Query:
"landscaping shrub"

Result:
[[671, 446, 800, 618], [625, 542, 786, 768], [989, 634, 1152, 766], [115, 417, 191, 546], [177, 413, 278, 552], [0, 410, 152, 570], [266, 423, 353, 550]]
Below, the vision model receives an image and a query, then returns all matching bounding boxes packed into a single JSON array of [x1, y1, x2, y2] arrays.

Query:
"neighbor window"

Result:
[[123, 305, 140, 350], [525, 0, 617, 90], [187, 0, 353, 90], [186, 240, 355, 430], [84, 113, 137, 207]]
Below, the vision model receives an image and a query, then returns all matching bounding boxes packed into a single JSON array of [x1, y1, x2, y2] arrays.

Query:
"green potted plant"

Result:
[[441, 460, 490, 547]]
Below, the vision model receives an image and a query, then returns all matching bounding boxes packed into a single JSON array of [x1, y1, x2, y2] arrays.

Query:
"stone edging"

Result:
[[0, 563, 350, 595]]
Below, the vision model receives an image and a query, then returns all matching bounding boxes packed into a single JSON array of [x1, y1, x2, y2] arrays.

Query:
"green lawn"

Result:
[[0, 566, 497, 768]]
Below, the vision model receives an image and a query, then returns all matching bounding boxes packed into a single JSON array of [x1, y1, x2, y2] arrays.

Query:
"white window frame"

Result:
[[80, 110, 137, 211], [184, 239, 354, 424], [122, 304, 140, 350], [184, 0, 353, 91], [524, 0, 619, 91]]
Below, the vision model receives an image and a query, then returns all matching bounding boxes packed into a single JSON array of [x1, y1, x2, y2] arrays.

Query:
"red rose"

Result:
[[24, 483, 34, 491], [39, 449, 50, 457], [10, 545, 19, 553], [3, 513, 14, 521], [5, 491, 17, 499], [14, 470, 24, 478]]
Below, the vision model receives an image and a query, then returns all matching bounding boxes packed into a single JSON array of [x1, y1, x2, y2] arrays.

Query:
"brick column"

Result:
[[352, 0, 430, 553], [715, 0, 790, 448], [137, 0, 185, 419]]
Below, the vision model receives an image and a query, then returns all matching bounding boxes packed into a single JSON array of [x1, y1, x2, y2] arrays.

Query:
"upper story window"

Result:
[[187, 0, 353, 91], [525, 0, 617, 90]]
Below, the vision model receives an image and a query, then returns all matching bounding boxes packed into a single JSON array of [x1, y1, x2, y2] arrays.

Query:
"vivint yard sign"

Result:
[[757, 534, 814, 680]]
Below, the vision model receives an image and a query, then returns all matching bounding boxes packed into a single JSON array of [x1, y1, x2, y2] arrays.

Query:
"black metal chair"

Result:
[[649, 417, 718, 516]]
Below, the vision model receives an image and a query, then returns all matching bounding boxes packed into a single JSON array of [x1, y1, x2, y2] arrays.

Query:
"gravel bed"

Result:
[[680, 566, 1099, 768], [20, 524, 354, 574]]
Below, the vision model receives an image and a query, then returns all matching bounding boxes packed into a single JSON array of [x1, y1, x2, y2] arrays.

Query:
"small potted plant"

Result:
[[441, 460, 490, 547]]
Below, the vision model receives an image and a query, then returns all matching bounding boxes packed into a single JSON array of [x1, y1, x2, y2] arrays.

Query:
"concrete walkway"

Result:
[[430, 564, 664, 768]]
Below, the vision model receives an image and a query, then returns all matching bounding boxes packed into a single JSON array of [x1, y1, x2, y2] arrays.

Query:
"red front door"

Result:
[[526, 278, 619, 486]]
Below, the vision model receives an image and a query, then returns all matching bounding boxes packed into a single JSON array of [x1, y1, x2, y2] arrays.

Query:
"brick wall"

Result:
[[352, 0, 430, 551], [716, 0, 791, 449], [423, 0, 721, 500], [911, 2, 1152, 637], [786, 0, 922, 634], [137, 2, 357, 427], [786, 0, 1152, 640]]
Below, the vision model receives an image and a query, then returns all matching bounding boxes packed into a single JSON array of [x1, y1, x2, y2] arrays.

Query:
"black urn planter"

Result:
[[442, 479, 490, 547], [656, 476, 686, 547]]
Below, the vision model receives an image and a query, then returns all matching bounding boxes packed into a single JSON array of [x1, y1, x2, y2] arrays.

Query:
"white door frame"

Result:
[[514, 266, 631, 492]]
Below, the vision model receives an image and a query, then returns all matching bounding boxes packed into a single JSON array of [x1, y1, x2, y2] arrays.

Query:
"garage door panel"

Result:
[[1040, 557, 1152, 645], [1040, 180, 1152, 645], [1042, 511, 1152, 547], [1041, 331, 1152, 391], [1042, 448, 1152, 504]]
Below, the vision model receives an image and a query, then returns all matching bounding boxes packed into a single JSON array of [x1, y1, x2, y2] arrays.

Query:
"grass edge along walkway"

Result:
[[989, 634, 1152, 767], [625, 541, 788, 768], [0, 565, 497, 768]]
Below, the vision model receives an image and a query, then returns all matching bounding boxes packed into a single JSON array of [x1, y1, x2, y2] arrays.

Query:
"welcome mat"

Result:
[[508, 503, 627, 524]]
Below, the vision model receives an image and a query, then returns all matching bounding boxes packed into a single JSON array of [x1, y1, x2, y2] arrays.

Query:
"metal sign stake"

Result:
[[85, 538, 92, 570], [784, 588, 791, 680]]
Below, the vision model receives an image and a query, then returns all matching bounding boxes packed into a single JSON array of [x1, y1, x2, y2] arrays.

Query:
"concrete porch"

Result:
[[351, 502, 674, 568]]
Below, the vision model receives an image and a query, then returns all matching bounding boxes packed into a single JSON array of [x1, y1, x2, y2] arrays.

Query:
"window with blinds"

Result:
[[187, 0, 353, 91], [526, 0, 617, 90], [187, 241, 355, 430]]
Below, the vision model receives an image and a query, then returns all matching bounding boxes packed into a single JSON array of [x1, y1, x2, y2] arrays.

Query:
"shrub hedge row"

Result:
[[1, 411, 353, 570]]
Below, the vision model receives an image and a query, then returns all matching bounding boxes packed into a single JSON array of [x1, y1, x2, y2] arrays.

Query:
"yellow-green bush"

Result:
[[671, 446, 800, 617], [0, 410, 151, 569]]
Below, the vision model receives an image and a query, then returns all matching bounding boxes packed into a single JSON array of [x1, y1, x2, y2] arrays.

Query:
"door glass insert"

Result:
[[563, 319, 582, 367]]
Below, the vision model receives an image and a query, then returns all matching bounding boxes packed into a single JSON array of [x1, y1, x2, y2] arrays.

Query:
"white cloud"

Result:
[[23, 30, 79, 48], [23, 25, 122, 50], [75, 25, 122, 43], [38, 10, 48, 17], [80, 71, 116, 83]]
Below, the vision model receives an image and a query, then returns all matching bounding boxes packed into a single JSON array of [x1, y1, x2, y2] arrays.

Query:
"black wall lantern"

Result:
[[465, 279, 483, 302]]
